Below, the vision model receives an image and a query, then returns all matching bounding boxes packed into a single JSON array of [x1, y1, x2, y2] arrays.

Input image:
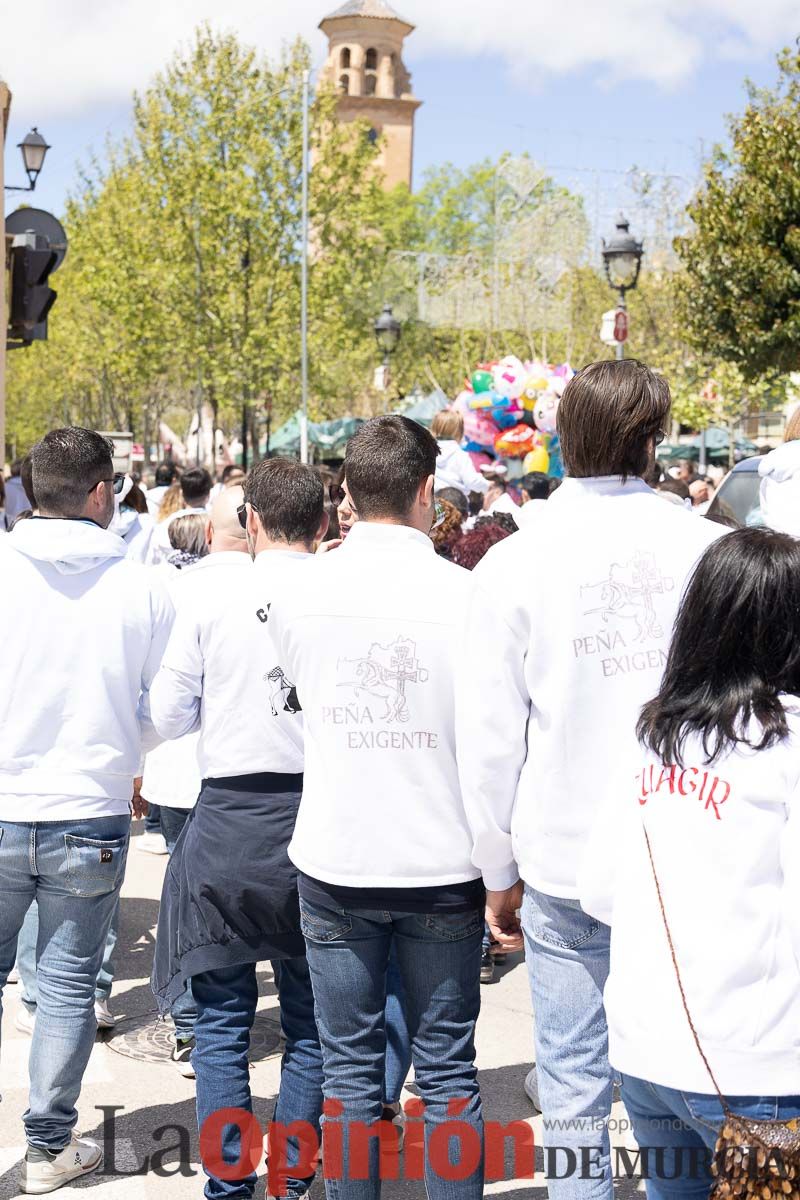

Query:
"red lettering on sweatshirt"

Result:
[[637, 763, 731, 820]]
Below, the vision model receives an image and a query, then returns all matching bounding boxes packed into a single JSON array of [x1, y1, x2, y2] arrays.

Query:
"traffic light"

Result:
[[8, 231, 58, 343]]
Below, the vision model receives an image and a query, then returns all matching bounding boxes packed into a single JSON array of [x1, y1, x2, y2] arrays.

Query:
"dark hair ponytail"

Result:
[[638, 528, 800, 766]]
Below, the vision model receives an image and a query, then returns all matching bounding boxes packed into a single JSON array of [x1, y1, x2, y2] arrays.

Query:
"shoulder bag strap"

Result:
[[642, 825, 731, 1114]]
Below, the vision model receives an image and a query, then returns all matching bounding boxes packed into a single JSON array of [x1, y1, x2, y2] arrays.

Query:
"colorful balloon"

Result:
[[494, 423, 539, 458], [522, 447, 550, 474], [471, 369, 493, 395], [492, 355, 527, 401], [533, 392, 559, 435], [463, 408, 500, 452], [521, 375, 549, 410]]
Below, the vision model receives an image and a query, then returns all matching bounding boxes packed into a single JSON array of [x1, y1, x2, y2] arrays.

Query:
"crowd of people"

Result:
[[0, 357, 798, 1200]]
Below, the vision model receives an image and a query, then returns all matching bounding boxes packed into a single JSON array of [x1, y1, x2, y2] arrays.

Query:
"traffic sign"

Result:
[[613, 309, 628, 343]]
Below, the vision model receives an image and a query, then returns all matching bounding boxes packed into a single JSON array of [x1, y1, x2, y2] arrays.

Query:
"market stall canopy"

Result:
[[263, 413, 364, 459], [395, 388, 449, 427], [659, 426, 759, 465]]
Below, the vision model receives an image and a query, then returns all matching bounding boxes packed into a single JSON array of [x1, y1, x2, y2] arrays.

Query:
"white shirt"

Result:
[[150, 550, 308, 779], [268, 522, 480, 889], [0, 519, 174, 820], [456, 476, 725, 895], [580, 716, 800, 1096]]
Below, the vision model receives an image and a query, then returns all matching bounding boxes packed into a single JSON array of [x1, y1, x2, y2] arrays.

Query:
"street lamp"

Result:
[[373, 303, 401, 367], [601, 213, 643, 360], [4, 128, 51, 192]]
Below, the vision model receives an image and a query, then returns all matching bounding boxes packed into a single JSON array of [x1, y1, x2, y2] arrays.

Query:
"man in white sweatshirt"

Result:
[[0, 427, 174, 1195], [150, 459, 327, 1200], [456, 360, 724, 1200], [269, 415, 485, 1200]]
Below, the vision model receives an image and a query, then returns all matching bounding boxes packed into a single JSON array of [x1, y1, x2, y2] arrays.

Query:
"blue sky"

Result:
[[2, 0, 792, 245]]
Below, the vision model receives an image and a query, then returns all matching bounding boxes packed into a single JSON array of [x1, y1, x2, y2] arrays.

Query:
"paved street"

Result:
[[0, 824, 640, 1199]]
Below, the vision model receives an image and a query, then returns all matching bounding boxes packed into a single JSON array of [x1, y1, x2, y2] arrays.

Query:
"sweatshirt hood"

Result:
[[758, 440, 800, 482], [436, 441, 461, 466], [9, 517, 128, 575]]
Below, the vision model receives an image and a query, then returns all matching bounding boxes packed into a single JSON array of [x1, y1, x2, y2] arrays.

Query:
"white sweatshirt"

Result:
[[0, 519, 174, 820], [110, 506, 155, 564], [435, 441, 489, 497], [580, 716, 800, 1096], [150, 550, 308, 779], [268, 521, 480, 888], [759, 441, 800, 536], [456, 476, 725, 896]]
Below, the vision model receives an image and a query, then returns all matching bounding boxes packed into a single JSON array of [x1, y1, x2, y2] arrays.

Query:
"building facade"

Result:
[[318, 0, 421, 190]]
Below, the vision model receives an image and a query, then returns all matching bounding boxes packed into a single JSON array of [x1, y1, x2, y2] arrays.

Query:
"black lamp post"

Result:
[[601, 213, 643, 360], [373, 302, 401, 368], [4, 128, 51, 193]]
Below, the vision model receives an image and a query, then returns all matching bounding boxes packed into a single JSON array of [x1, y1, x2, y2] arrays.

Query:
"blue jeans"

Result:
[[521, 885, 613, 1200], [144, 801, 162, 835], [193, 956, 323, 1200], [619, 1073, 800, 1200], [158, 805, 197, 1040], [0, 815, 130, 1149], [16, 895, 119, 1009], [300, 898, 485, 1200], [384, 945, 412, 1106]]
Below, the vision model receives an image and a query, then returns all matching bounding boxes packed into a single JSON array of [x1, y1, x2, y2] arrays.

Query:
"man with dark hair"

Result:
[[519, 472, 551, 503], [180, 466, 213, 509], [150, 458, 327, 1200], [147, 460, 179, 513], [269, 415, 485, 1200], [457, 360, 725, 1200], [0, 427, 173, 1193]]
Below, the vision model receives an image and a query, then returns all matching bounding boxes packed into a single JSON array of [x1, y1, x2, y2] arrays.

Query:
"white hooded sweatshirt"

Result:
[[435, 441, 489, 497], [0, 519, 174, 820], [580, 715, 800, 1096], [456, 476, 725, 896], [759, 441, 800, 536]]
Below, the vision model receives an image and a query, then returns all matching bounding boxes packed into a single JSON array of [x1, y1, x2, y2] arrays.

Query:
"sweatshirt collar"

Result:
[[342, 521, 434, 553], [553, 475, 652, 499]]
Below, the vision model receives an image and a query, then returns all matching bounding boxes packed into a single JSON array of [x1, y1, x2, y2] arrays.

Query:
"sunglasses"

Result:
[[237, 502, 248, 531], [89, 472, 126, 496], [329, 483, 347, 506]]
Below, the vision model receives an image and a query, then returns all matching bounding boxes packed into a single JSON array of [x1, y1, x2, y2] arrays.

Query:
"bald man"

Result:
[[204, 483, 250, 554]]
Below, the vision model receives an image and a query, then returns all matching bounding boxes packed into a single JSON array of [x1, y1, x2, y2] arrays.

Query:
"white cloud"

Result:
[[1, 0, 797, 119]]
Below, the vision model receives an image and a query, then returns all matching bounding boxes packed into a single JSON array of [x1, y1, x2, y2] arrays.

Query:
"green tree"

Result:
[[676, 46, 800, 379]]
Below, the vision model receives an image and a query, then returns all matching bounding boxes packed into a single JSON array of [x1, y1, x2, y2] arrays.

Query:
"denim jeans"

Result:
[[0, 814, 130, 1149], [384, 944, 412, 1106], [144, 802, 162, 835], [521, 885, 613, 1200], [16, 895, 120, 1010], [619, 1073, 800, 1200], [193, 955, 323, 1200], [158, 805, 197, 1040], [300, 897, 485, 1200]]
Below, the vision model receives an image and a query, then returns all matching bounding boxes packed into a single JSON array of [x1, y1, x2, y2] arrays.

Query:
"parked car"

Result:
[[706, 456, 763, 527]]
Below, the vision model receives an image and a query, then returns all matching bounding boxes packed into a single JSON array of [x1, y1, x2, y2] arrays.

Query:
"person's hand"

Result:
[[131, 777, 149, 820], [485, 881, 524, 952], [317, 538, 342, 554]]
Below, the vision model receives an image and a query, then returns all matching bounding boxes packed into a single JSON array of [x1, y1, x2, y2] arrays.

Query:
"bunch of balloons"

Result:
[[458, 355, 574, 475]]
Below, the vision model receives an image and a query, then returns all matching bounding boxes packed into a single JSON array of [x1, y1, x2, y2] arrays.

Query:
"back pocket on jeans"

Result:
[[299, 901, 352, 943], [64, 834, 129, 898]]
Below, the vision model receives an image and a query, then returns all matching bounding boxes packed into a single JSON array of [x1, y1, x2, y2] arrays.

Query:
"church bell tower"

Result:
[[319, 0, 422, 191]]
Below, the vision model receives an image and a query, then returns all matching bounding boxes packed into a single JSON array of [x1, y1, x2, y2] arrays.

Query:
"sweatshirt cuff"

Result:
[[482, 863, 521, 892]]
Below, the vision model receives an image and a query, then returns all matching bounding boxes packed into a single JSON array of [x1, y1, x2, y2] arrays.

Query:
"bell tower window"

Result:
[[339, 73, 350, 93], [340, 47, 351, 69], [365, 47, 378, 70], [365, 73, 377, 95]]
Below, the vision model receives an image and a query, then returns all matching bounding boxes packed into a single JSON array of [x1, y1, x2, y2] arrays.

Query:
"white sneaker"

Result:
[[136, 831, 168, 855], [20, 1134, 102, 1194], [15, 1006, 36, 1036], [94, 998, 116, 1029]]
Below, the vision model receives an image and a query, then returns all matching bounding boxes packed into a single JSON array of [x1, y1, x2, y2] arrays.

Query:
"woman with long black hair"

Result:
[[582, 527, 800, 1198]]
